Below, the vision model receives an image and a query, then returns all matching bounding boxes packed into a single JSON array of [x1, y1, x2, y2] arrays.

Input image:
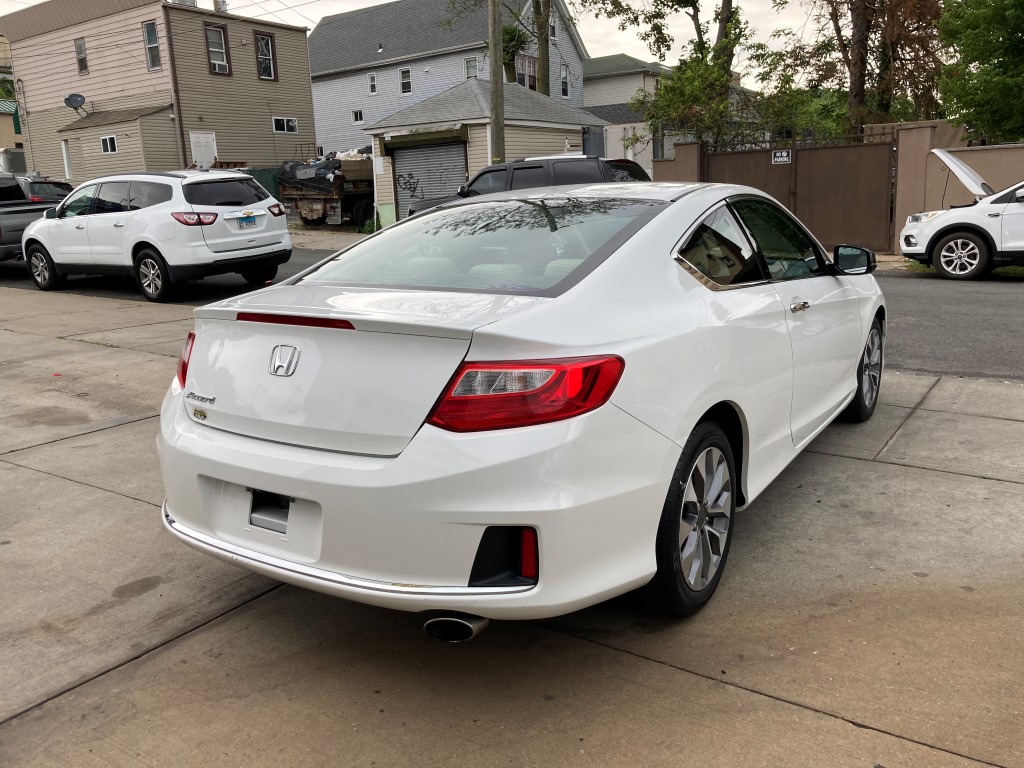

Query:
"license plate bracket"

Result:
[[237, 215, 257, 230], [249, 489, 290, 533]]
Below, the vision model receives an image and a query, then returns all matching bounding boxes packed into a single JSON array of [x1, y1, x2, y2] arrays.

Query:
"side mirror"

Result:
[[44, 207, 57, 220], [833, 245, 877, 275], [456, 184, 469, 198], [1014, 188, 1024, 202]]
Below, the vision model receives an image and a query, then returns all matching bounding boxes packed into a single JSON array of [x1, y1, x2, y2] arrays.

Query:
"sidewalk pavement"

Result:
[[287, 225, 364, 252], [0, 287, 1021, 767]]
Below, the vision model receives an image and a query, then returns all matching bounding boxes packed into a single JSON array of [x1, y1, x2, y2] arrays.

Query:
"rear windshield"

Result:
[[30, 182, 73, 197], [607, 161, 651, 182], [297, 197, 668, 297], [183, 178, 269, 206]]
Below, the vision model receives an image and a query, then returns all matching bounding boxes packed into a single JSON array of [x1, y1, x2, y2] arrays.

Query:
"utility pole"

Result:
[[488, 0, 505, 162]]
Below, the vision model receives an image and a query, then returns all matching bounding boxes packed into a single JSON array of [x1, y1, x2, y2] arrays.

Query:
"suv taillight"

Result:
[[177, 330, 196, 386], [29, 195, 45, 202], [268, 203, 285, 216], [426, 356, 624, 432], [172, 212, 217, 226]]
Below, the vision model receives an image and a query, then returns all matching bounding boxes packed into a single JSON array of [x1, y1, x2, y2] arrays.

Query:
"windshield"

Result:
[[183, 178, 269, 206], [298, 197, 668, 296]]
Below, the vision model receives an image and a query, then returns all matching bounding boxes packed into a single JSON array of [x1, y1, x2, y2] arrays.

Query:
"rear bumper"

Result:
[[167, 248, 292, 281], [157, 380, 680, 620], [0, 243, 23, 262]]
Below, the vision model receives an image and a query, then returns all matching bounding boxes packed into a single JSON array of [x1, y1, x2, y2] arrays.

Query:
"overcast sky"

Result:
[[0, 0, 811, 76]]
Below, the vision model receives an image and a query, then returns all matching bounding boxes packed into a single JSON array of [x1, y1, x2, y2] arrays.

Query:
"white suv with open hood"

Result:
[[900, 149, 1024, 279], [22, 171, 292, 301]]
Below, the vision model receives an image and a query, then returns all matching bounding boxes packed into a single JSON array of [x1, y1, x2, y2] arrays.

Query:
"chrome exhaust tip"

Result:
[[423, 612, 490, 643]]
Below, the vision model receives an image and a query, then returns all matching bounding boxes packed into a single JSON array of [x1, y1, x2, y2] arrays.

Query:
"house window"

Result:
[[549, 22, 557, 39], [205, 24, 230, 75], [74, 37, 88, 73], [352, 110, 363, 124], [100, 135, 118, 154], [368, 73, 377, 95], [142, 21, 160, 70], [400, 68, 411, 94], [464, 57, 478, 79], [61, 139, 73, 178], [560, 64, 570, 98], [272, 117, 298, 133], [515, 55, 538, 91], [254, 32, 276, 80]]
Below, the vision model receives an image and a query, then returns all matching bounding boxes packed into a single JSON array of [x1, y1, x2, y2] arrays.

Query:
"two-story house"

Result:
[[0, 0, 316, 184], [308, 0, 588, 155]]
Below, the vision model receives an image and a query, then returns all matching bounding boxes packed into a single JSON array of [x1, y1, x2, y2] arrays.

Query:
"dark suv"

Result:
[[406, 155, 650, 217]]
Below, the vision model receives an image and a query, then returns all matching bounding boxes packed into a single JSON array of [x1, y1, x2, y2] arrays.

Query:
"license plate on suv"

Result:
[[237, 216, 257, 230]]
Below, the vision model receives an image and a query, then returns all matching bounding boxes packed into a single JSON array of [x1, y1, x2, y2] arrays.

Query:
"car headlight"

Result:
[[907, 211, 944, 224]]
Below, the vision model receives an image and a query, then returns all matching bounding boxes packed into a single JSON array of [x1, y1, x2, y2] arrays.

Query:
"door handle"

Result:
[[75, 224, 85, 230], [790, 301, 811, 313], [113, 222, 125, 228], [987, 213, 1001, 218]]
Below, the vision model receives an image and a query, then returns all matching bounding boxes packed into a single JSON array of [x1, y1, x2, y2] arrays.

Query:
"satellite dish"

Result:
[[64, 93, 86, 110]]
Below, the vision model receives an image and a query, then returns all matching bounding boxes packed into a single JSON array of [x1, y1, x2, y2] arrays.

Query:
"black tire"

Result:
[[134, 249, 173, 302], [647, 421, 737, 617], [840, 318, 883, 423], [931, 231, 990, 280], [27, 244, 64, 291], [300, 214, 327, 227], [240, 265, 278, 286], [352, 199, 372, 228]]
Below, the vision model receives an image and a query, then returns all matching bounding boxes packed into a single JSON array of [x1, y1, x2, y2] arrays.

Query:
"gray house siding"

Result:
[[515, 3, 584, 109], [314, 48, 491, 154]]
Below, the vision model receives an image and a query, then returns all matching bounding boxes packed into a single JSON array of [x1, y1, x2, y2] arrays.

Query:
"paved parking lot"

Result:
[[1, 267, 1022, 766]]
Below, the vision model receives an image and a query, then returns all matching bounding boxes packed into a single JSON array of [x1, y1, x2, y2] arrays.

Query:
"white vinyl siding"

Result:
[[583, 74, 647, 107], [505, 125, 582, 160]]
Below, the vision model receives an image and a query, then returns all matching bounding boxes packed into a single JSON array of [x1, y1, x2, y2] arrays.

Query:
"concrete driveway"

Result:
[[0, 286, 1021, 767]]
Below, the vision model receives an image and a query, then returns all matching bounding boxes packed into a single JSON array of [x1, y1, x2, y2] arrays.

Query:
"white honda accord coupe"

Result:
[[158, 182, 885, 640]]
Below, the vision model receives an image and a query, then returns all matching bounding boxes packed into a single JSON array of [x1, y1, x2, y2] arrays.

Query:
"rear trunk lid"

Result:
[[183, 176, 287, 254], [182, 285, 547, 455], [931, 148, 994, 200]]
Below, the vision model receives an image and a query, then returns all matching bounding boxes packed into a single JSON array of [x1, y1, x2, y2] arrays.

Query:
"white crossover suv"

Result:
[[22, 170, 292, 301], [900, 149, 1024, 279]]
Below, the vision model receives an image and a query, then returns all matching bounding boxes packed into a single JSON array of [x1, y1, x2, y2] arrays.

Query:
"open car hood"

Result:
[[932, 148, 994, 199]]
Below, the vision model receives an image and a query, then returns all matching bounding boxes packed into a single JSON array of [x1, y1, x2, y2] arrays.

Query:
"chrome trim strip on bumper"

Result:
[[162, 503, 533, 597], [212, 239, 285, 255]]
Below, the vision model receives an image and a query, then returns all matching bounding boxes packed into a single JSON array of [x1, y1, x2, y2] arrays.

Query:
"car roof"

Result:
[[449, 181, 719, 204], [75, 170, 252, 184]]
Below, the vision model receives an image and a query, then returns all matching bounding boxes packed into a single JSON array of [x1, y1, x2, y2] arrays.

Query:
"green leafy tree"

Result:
[[939, 0, 1024, 142], [0, 80, 15, 100]]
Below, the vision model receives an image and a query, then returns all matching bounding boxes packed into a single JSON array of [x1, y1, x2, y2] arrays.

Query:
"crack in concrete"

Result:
[[0, 414, 159, 457], [0, 457, 161, 508]]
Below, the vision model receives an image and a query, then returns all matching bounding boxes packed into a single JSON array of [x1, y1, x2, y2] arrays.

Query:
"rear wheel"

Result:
[[135, 249, 173, 302], [932, 232, 990, 279], [647, 422, 736, 616], [28, 244, 64, 291], [841, 318, 883, 422], [241, 265, 278, 286], [352, 199, 372, 228]]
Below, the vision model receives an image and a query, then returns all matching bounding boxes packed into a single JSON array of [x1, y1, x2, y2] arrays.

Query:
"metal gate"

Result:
[[393, 143, 467, 219], [704, 134, 895, 251]]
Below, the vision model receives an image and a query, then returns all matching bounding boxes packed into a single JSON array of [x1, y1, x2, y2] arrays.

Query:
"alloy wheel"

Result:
[[30, 252, 48, 285], [679, 446, 732, 592], [862, 327, 882, 408], [939, 239, 980, 275], [139, 257, 162, 296]]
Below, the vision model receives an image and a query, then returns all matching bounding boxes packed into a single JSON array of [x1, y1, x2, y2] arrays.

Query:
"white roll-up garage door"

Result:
[[393, 143, 467, 219]]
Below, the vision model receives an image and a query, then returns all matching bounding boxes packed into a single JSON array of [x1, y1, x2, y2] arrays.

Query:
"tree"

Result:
[[939, 0, 1024, 142]]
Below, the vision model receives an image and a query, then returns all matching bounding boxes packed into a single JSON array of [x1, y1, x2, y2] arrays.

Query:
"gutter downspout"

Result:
[[163, 5, 188, 167], [14, 78, 34, 172]]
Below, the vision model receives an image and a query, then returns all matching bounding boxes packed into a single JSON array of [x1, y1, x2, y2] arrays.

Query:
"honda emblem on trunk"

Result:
[[269, 345, 300, 376]]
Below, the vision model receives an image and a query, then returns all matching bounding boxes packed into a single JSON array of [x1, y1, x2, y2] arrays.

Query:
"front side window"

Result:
[[272, 117, 298, 133], [254, 32, 276, 80], [128, 181, 173, 210], [510, 165, 545, 189], [368, 73, 377, 94], [296, 197, 669, 297], [61, 184, 97, 217], [142, 21, 160, 70], [560, 64, 570, 98], [352, 110, 363, 124], [467, 168, 507, 195], [93, 182, 130, 214], [400, 68, 411, 94], [464, 57, 478, 79], [677, 205, 766, 287], [74, 37, 88, 73], [183, 178, 269, 206], [205, 24, 230, 75], [100, 135, 117, 154], [731, 197, 827, 281]]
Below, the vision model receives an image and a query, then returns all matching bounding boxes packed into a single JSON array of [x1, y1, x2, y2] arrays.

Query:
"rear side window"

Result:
[[509, 165, 546, 190], [30, 182, 72, 197], [93, 182, 130, 214], [678, 206, 766, 287], [607, 161, 651, 182], [298, 197, 669, 297], [0, 175, 25, 202], [552, 160, 604, 185], [129, 181, 173, 210], [183, 178, 268, 206]]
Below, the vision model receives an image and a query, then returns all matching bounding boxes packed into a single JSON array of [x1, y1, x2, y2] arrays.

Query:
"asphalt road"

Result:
[[1, 253, 1021, 379]]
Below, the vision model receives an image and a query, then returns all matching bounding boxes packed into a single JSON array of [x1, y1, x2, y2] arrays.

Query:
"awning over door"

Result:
[[392, 143, 467, 219]]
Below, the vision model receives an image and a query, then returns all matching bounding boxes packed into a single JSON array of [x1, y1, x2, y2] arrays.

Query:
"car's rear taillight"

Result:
[[177, 330, 196, 386], [172, 212, 217, 226], [426, 355, 625, 432], [268, 203, 285, 216], [29, 195, 45, 202]]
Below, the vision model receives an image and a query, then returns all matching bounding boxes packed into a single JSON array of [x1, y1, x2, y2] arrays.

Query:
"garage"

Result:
[[392, 143, 467, 219]]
